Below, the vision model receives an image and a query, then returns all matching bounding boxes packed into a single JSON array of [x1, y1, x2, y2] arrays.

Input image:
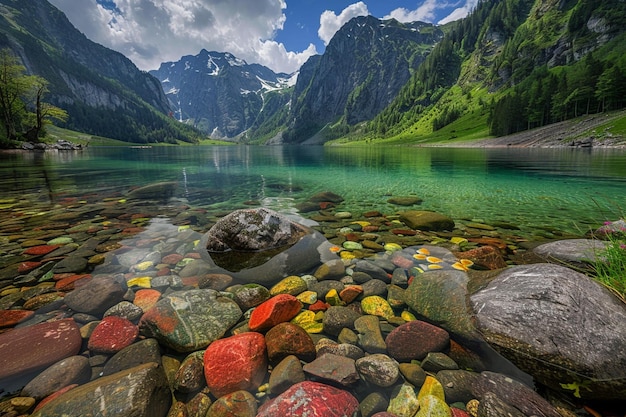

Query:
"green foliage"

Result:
[[593, 227, 626, 301], [0, 48, 67, 145], [489, 48, 626, 136]]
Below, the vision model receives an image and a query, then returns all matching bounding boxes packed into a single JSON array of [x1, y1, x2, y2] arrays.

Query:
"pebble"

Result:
[[248, 293, 302, 332], [87, 316, 138, 354], [0, 190, 610, 417], [139, 289, 242, 352], [257, 381, 359, 417], [21, 356, 91, 400], [0, 318, 81, 382], [203, 332, 267, 398], [265, 322, 316, 364]]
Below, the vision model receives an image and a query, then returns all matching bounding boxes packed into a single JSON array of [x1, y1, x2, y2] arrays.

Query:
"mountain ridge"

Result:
[[0, 0, 201, 144]]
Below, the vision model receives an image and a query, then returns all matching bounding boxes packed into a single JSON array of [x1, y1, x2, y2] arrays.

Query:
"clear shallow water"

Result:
[[1, 145, 625, 238]]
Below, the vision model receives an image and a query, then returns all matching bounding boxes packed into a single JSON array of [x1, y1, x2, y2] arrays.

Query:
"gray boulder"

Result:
[[198, 208, 339, 285], [471, 263, 626, 400], [534, 238, 608, 264], [31, 362, 171, 417]]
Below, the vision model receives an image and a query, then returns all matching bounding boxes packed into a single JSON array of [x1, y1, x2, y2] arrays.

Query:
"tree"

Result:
[[0, 49, 28, 141], [0, 49, 66, 144], [24, 77, 68, 141]]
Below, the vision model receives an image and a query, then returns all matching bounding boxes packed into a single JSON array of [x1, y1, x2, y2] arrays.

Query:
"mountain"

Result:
[[366, 0, 626, 142], [0, 0, 201, 144], [149, 50, 295, 138], [277, 16, 444, 144]]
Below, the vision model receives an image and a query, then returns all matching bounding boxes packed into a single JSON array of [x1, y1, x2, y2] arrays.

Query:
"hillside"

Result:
[[0, 0, 202, 144], [362, 0, 626, 145]]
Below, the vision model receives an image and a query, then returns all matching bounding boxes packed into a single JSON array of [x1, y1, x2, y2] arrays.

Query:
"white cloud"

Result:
[[438, 0, 479, 25], [47, 0, 314, 73], [384, 0, 439, 23], [384, 0, 478, 25], [318, 2, 369, 46]]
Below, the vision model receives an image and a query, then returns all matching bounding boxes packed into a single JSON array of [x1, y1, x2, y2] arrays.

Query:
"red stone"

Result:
[[18, 261, 42, 274], [308, 300, 329, 312], [181, 276, 201, 287], [34, 384, 78, 412], [451, 408, 471, 417], [467, 237, 508, 250], [23, 245, 60, 256], [133, 289, 161, 312], [257, 381, 359, 417], [203, 332, 267, 398], [344, 233, 360, 242], [248, 294, 302, 332], [87, 316, 138, 354], [391, 228, 417, 236], [55, 274, 91, 291], [161, 253, 184, 265], [0, 309, 35, 328], [156, 267, 171, 276], [385, 320, 450, 361], [391, 253, 415, 269], [455, 246, 508, 270], [339, 285, 363, 304], [362, 225, 380, 233], [0, 319, 82, 381]]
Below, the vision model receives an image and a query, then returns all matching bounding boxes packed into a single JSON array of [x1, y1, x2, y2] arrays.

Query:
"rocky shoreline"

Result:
[[0, 186, 625, 417]]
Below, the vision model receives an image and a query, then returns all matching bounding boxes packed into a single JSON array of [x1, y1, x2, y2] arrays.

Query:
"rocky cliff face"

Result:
[[282, 16, 444, 143], [0, 0, 177, 141], [150, 50, 294, 138]]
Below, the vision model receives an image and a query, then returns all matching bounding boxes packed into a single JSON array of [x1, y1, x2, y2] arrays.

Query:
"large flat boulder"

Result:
[[31, 362, 171, 417], [471, 263, 626, 399]]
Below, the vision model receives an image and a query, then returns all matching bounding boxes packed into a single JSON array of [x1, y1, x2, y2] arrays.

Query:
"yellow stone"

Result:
[[127, 276, 152, 288], [325, 288, 344, 306], [361, 295, 395, 319], [383, 242, 403, 252], [134, 261, 154, 271], [296, 290, 318, 305], [270, 275, 308, 296], [427, 264, 444, 270], [450, 236, 468, 245], [426, 256, 443, 263], [0, 287, 19, 296], [351, 221, 371, 228], [177, 225, 190, 232], [414, 394, 452, 417], [416, 247, 430, 255], [417, 375, 446, 402], [88, 253, 106, 265], [291, 310, 323, 333], [339, 251, 356, 260], [298, 321, 324, 333], [401, 310, 417, 322], [291, 310, 316, 325]]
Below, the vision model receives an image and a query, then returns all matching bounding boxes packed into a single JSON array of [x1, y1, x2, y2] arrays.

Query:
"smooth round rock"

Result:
[[88, 316, 138, 354], [21, 356, 91, 400], [257, 381, 359, 417], [203, 332, 267, 398]]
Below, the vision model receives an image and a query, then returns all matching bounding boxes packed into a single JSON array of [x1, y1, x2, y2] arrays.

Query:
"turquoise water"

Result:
[[1, 146, 625, 237]]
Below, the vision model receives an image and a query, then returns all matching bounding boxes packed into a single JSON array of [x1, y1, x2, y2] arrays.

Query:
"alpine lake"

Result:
[[1, 144, 626, 416]]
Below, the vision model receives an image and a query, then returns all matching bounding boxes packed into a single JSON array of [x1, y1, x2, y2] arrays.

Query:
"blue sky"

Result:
[[48, 0, 478, 73]]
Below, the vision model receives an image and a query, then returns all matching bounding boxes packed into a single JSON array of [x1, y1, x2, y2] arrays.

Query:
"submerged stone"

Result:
[[139, 289, 242, 352]]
